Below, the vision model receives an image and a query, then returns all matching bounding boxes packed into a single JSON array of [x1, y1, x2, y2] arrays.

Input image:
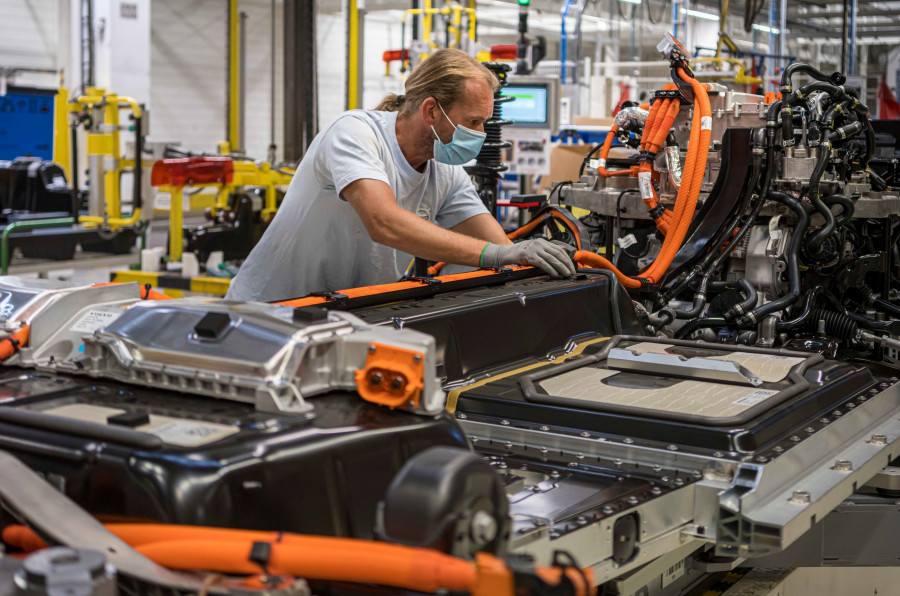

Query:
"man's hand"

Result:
[[483, 239, 576, 278]]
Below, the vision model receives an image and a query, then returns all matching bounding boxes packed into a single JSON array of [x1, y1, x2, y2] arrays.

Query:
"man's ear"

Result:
[[420, 97, 438, 126]]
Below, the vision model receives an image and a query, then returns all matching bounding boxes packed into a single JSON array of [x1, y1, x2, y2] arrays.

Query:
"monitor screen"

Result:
[[500, 85, 549, 124]]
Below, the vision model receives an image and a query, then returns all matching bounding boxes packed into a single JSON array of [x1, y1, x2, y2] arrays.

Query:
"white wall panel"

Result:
[[0, 0, 59, 71], [150, 0, 280, 160]]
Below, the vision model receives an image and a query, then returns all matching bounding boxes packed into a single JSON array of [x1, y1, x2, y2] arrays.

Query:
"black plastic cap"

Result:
[[194, 312, 232, 340], [107, 411, 151, 428], [293, 306, 329, 324]]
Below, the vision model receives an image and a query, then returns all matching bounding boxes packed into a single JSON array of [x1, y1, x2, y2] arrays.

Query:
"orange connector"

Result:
[[354, 343, 425, 408]]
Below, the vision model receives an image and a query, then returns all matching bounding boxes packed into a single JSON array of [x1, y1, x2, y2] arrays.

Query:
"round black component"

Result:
[[612, 513, 640, 564], [376, 446, 510, 559]]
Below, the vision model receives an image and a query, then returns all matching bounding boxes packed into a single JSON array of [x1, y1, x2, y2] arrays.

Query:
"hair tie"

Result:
[[397, 94, 405, 103]]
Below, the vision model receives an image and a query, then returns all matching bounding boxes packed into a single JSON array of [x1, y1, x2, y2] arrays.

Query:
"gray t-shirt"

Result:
[[225, 110, 489, 302]]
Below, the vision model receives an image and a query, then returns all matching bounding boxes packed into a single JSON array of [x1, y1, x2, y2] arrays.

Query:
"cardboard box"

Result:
[[539, 143, 633, 191], [571, 115, 617, 127]]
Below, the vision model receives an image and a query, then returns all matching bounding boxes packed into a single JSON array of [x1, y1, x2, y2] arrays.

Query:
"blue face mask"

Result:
[[431, 103, 487, 166]]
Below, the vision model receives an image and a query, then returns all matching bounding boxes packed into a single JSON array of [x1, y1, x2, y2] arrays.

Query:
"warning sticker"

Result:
[[733, 389, 779, 407], [70, 309, 122, 334], [700, 116, 712, 131], [638, 171, 654, 199]]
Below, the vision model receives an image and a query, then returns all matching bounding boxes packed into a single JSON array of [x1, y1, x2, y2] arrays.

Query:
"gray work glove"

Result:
[[483, 239, 577, 278]]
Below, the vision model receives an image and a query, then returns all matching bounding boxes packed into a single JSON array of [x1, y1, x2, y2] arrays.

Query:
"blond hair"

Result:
[[375, 48, 499, 114]]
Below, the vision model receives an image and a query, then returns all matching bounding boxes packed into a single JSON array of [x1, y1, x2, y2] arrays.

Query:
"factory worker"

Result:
[[225, 48, 575, 303]]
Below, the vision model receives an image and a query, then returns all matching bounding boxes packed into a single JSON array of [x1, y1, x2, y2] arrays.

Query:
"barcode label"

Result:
[[638, 171, 654, 199], [733, 389, 779, 406], [700, 116, 712, 130], [661, 558, 685, 588]]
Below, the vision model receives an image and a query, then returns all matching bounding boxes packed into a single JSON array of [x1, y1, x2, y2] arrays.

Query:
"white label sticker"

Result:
[[618, 234, 637, 249], [700, 116, 712, 131], [70, 309, 122, 334], [733, 389, 779, 407], [149, 420, 237, 447], [661, 559, 685, 589], [638, 171, 654, 200], [597, 158, 606, 168]]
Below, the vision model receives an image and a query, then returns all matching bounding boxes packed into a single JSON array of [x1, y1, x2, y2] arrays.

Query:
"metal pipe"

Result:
[[240, 10, 247, 153]]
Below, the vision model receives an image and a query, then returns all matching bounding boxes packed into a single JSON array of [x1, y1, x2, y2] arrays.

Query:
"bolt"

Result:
[[774, 446, 784, 453], [550, 470, 560, 478], [832, 459, 853, 472], [847, 402, 856, 409], [692, 470, 702, 478], [790, 490, 811, 505], [602, 506, 614, 515], [534, 518, 547, 527], [504, 441, 513, 449], [756, 456, 768, 463], [576, 453, 585, 460], [457, 412, 467, 419], [790, 435, 801, 442], [367, 345, 376, 354], [623, 438, 634, 444], [580, 432, 591, 438], [870, 434, 888, 446], [470, 510, 498, 546], [369, 371, 384, 386], [661, 476, 670, 483], [549, 530, 560, 539], [653, 465, 662, 472], [413, 353, 422, 363], [834, 410, 843, 417], [820, 418, 830, 424], [667, 445, 678, 451], [501, 420, 510, 426], [651, 486, 662, 495], [539, 425, 549, 431], [576, 516, 588, 526], [627, 496, 639, 505], [805, 427, 815, 433], [540, 447, 549, 455], [674, 478, 685, 486], [714, 452, 724, 458], [532, 485, 542, 493], [497, 461, 507, 469]]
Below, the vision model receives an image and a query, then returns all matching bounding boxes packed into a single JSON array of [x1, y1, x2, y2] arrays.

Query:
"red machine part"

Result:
[[150, 156, 234, 187], [489, 44, 518, 61]]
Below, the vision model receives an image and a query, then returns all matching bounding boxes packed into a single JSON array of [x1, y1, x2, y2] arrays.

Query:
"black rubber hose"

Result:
[[806, 140, 835, 253], [735, 191, 808, 326], [672, 276, 709, 319], [776, 287, 822, 330], [781, 64, 845, 94], [579, 143, 604, 177], [674, 317, 727, 339], [722, 279, 758, 321], [822, 194, 854, 226]]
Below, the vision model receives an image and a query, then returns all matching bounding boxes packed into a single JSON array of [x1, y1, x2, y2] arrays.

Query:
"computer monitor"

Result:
[[500, 76, 559, 131]]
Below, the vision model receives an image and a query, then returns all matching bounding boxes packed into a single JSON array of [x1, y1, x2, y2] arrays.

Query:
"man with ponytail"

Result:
[[227, 48, 575, 302]]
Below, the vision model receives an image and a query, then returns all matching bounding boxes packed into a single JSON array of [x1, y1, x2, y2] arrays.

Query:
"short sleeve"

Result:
[[434, 167, 490, 229], [315, 114, 391, 195]]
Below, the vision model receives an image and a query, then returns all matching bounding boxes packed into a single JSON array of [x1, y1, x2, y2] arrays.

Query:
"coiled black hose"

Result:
[[735, 191, 808, 326], [822, 194, 854, 225]]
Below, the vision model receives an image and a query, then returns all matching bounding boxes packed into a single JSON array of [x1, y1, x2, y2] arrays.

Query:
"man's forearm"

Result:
[[369, 207, 488, 266]]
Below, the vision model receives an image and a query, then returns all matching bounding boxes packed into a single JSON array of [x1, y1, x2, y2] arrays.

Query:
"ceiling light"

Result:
[[752, 23, 781, 33], [681, 8, 719, 20]]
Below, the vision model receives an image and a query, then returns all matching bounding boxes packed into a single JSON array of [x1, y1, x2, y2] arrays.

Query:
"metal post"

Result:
[[226, 0, 241, 153], [284, 0, 318, 163], [769, 0, 776, 93], [346, 0, 364, 110], [240, 11, 247, 153], [779, 0, 786, 75], [269, 0, 276, 164], [848, 0, 857, 75], [841, 0, 849, 74]]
